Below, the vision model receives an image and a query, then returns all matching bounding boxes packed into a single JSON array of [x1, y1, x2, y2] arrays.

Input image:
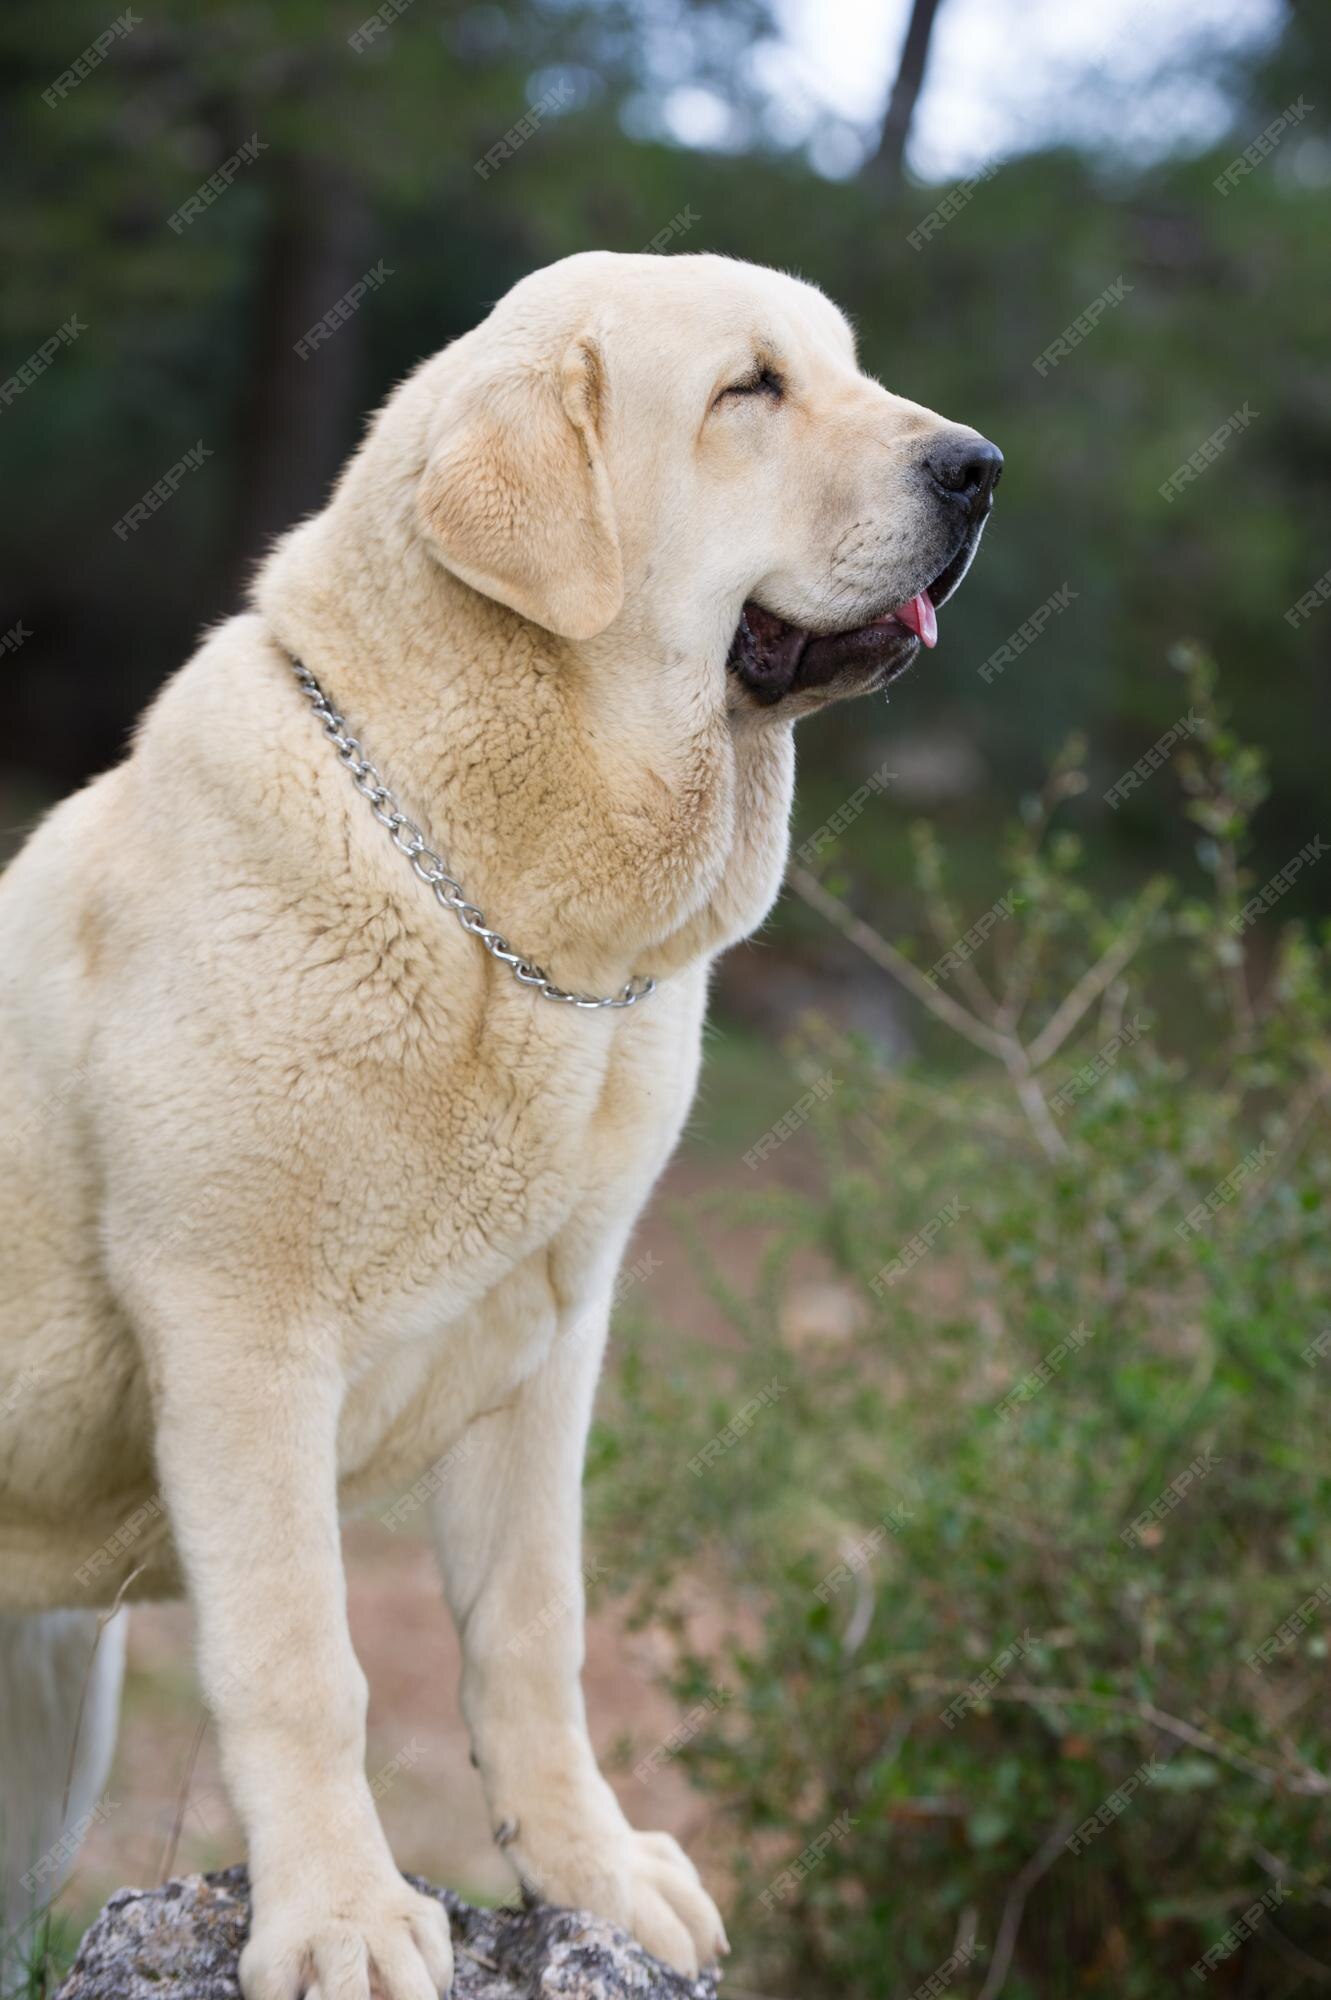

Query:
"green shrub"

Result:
[[592, 647, 1331, 1998]]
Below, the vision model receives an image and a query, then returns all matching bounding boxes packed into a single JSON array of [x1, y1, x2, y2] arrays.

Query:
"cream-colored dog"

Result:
[[0, 252, 999, 1996]]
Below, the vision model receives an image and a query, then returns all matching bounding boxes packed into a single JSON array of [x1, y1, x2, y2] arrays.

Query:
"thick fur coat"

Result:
[[0, 251, 997, 1996]]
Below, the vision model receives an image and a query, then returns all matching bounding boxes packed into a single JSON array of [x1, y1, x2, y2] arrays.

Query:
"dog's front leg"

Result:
[[150, 1326, 454, 2000], [429, 1308, 726, 1978]]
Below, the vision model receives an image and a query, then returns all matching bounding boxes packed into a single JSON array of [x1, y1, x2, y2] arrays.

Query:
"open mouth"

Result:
[[727, 529, 981, 706]]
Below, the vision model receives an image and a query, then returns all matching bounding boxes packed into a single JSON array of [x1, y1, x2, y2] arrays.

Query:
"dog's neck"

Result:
[[253, 456, 796, 993]]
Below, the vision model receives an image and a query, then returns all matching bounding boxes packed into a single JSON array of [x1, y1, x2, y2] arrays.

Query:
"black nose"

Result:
[[923, 436, 1004, 516]]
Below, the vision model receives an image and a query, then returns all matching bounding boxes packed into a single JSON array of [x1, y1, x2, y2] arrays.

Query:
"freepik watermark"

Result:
[[369, 1736, 427, 1800], [0, 1061, 91, 1160], [20, 1798, 119, 1892], [1065, 1759, 1161, 1853], [208, 1637, 276, 1710], [869, 1197, 967, 1295], [976, 583, 1078, 683], [1302, 1327, 1331, 1367], [995, 1324, 1096, 1419], [813, 1506, 915, 1603], [1159, 404, 1258, 503], [0, 316, 87, 411], [1033, 277, 1132, 375], [908, 1939, 983, 2000], [182, 1784, 232, 1838], [0, 1365, 45, 1424], [743, 1071, 839, 1168], [1285, 564, 1331, 630], [797, 761, 894, 864], [132, 1178, 235, 1284], [758, 1810, 856, 1909], [925, 894, 1017, 985], [634, 1686, 730, 1784], [348, 0, 417, 53], [1192, 1883, 1287, 1979], [111, 441, 213, 541], [1231, 836, 1326, 933], [1214, 97, 1313, 194], [295, 262, 393, 360], [906, 160, 1001, 250], [1177, 1143, 1273, 1238], [612, 1249, 662, 1305], [0, 619, 32, 657], [1120, 1447, 1220, 1546], [504, 1558, 607, 1658], [687, 1379, 787, 1476], [641, 206, 700, 254], [1048, 1018, 1147, 1117], [74, 1495, 166, 1587], [1246, 1583, 1331, 1672], [940, 1629, 1036, 1730], [380, 1430, 481, 1529], [1104, 712, 1202, 808], [167, 137, 267, 234], [42, 11, 140, 107], [474, 81, 574, 180]]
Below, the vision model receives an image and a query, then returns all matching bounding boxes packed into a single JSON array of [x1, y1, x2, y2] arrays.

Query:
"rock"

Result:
[[54, 1868, 719, 2000]]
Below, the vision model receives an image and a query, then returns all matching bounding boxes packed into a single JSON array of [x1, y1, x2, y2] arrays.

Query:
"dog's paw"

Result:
[[512, 1816, 727, 1978], [239, 1874, 453, 2000]]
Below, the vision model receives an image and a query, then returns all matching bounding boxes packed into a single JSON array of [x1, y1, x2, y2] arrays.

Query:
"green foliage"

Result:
[[1, 1909, 80, 2000], [592, 651, 1331, 1996]]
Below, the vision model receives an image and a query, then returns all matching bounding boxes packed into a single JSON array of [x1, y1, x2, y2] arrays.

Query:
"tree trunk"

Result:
[[868, 0, 946, 186], [214, 156, 372, 614]]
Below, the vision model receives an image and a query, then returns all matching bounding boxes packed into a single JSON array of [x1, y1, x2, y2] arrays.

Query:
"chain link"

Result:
[[286, 655, 656, 1011]]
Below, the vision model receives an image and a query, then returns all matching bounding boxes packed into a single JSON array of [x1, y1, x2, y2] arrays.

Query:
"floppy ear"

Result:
[[416, 331, 623, 642]]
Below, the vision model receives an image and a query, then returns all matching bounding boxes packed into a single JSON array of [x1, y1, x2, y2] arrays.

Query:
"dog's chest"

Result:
[[333, 966, 706, 1345], [332, 976, 705, 1494]]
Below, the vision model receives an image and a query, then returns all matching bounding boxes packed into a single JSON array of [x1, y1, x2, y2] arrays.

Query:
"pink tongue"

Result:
[[895, 590, 938, 648]]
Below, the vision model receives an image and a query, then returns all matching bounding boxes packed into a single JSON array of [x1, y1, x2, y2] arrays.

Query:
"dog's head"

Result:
[[414, 252, 1000, 715]]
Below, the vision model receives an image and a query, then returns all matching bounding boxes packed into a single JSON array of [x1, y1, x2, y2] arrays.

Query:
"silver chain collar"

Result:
[[286, 653, 656, 1011]]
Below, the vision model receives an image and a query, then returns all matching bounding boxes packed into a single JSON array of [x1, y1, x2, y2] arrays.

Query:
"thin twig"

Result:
[[952, 1903, 980, 1966], [976, 1809, 1080, 2000], [158, 1707, 210, 1884], [1097, 977, 1128, 1049], [1025, 880, 1168, 1071], [787, 867, 1009, 1061], [917, 880, 1004, 1025], [840, 1554, 876, 1658], [789, 866, 1066, 1160], [1254, 1845, 1331, 1913], [998, 1042, 1067, 1163], [61, 1560, 148, 1826]]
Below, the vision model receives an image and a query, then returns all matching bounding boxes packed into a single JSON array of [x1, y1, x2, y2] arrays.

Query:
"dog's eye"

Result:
[[719, 365, 785, 404]]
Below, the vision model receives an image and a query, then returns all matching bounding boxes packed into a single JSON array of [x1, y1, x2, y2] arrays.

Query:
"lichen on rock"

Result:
[[54, 1868, 720, 2000]]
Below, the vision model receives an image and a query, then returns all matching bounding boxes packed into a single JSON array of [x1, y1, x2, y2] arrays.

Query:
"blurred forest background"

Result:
[[2, 0, 1328, 943], [5, 3, 1331, 1997]]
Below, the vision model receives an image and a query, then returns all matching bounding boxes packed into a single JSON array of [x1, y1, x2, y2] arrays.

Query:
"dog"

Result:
[[0, 250, 999, 1997]]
